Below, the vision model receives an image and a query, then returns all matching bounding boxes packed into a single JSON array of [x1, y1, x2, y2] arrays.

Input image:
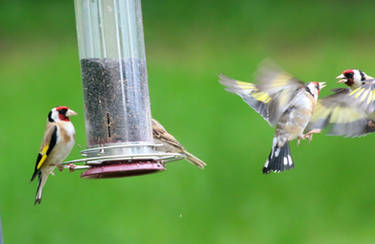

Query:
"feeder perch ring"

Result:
[[62, 148, 186, 178], [63, 152, 186, 167]]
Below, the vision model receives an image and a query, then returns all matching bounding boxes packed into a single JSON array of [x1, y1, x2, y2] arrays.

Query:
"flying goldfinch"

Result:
[[336, 69, 373, 89], [219, 61, 325, 174], [307, 69, 375, 137], [31, 106, 77, 205], [152, 118, 206, 169]]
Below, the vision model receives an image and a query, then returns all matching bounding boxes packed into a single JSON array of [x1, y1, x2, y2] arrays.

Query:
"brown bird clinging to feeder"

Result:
[[152, 119, 206, 169]]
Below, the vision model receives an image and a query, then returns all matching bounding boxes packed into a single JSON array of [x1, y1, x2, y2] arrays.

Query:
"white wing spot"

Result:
[[272, 137, 277, 146], [271, 137, 277, 156], [283, 157, 288, 165], [264, 160, 269, 168], [275, 148, 280, 157], [288, 155, 293, 166]]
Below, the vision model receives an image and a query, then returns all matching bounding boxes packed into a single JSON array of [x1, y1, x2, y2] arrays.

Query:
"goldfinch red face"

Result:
[[306, 81, 326, 99], [336, 69, 367, 87], [48, 106, 78, 122]]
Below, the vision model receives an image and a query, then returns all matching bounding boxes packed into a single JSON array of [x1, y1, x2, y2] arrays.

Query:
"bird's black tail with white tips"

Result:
[[34, 172, 43, 205], [263, 138, 294, 174], [34, 171, 48, 205]]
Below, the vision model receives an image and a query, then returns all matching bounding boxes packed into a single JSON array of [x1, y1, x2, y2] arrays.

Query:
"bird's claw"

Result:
[[368, 120, 375, 129], [67, 163, 77, 172], [298, 129, 321, 144], [57, 164, 65, 172], [305, 129, 321, 141], [52, 163, 77, 172]]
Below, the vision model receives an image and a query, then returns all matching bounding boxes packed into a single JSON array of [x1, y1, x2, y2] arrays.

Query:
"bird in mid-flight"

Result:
[[308, 69, 375, 137], [219, 61, 325, 174]]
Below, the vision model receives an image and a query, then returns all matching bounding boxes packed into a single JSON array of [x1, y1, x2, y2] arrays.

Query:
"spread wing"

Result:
[[307, 88, 375, 137], [30, 124, 58, 181], [219, 61, 305, 126], [152, 119, 184, 150], [346, 79, 375, 114]]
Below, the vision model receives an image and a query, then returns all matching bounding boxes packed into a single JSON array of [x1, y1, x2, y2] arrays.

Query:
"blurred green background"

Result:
[[1, 0, 375, 243]]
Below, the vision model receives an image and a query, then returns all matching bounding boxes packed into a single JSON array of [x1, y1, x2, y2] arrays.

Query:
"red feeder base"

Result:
[[81, 161, 165, 179]]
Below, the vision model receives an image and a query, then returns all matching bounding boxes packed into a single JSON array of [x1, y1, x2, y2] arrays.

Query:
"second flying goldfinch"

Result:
[[219, 61, 325, 174], [308, 69, 375, 137], [336, 69, 373, 89], [152, 118, 206, 169], [30, 106, 77, 205]]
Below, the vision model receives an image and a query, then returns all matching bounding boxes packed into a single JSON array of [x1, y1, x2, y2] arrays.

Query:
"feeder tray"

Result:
[[62, 143, 185, 178], [81, 160, 165, 179]]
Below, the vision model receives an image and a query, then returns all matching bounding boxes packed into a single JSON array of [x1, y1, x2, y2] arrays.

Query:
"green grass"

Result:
[[2, 1, 375, 243]]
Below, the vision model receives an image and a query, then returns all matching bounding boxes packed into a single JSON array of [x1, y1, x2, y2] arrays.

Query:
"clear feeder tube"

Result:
[[75, 0, 153, 157]]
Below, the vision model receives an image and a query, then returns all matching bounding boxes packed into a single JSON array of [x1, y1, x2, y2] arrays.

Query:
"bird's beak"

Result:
[[66, 109, 78, 117], [319, 82, 326, 89], [336, 74, 346, 83]]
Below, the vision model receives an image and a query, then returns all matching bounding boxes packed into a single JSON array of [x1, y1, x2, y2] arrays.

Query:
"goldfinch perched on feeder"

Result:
[[308, 69, 375, 137], [152, 119, 206, 169], [219, 61, 325, 174], [31, 106, 77, 205]]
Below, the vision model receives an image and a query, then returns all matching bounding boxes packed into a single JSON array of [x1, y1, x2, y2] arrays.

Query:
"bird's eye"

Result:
[[58, 109, 67, 114]]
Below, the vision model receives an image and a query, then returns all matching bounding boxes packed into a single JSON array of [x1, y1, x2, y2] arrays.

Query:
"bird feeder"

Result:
[[66, 0, 184, 178]]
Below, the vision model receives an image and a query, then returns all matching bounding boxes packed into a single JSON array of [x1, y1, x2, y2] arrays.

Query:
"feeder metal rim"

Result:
[[63, 152, 186, 165], [81, 142, 163, 155], [83, 153, 184, 165], [64, 165, 91, 170]]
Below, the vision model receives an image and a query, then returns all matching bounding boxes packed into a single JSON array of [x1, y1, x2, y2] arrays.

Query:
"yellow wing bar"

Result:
[[37, 145, 49, 170], [349, 87, 375, 105], [235, 80, 272, 103]]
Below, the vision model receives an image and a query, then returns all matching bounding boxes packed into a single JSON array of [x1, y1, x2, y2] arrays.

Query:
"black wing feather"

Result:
[[30, 126, 58, 182]]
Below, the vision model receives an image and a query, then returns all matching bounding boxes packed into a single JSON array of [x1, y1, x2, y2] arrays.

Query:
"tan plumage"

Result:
[[31, 106, 77, 205], [219, 61, 325, 173], [152, 119, 206, 169]]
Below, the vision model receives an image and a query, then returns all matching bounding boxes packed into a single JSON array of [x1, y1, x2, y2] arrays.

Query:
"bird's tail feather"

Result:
[[184, 151, 206, 169], [30, 170, 38, 182], [263, 138, 294, 174], [34, 172, 47, 205]]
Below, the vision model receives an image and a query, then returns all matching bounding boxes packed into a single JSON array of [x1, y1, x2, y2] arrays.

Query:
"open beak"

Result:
[[336, 74, 346, 83], [66, 109, 78, 117], [319, 82, 326, 89]]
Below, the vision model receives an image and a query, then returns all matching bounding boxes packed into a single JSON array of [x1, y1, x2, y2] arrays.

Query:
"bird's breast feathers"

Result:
[[295, 90, 315, 109], [57, 121, 76, 143], [46, 122, 75, 165]]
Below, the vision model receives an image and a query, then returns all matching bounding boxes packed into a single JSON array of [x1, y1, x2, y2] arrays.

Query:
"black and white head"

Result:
[[48, 106, 77, 123], [336, 69, 373, 89], [305, 82, 326, 100]]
